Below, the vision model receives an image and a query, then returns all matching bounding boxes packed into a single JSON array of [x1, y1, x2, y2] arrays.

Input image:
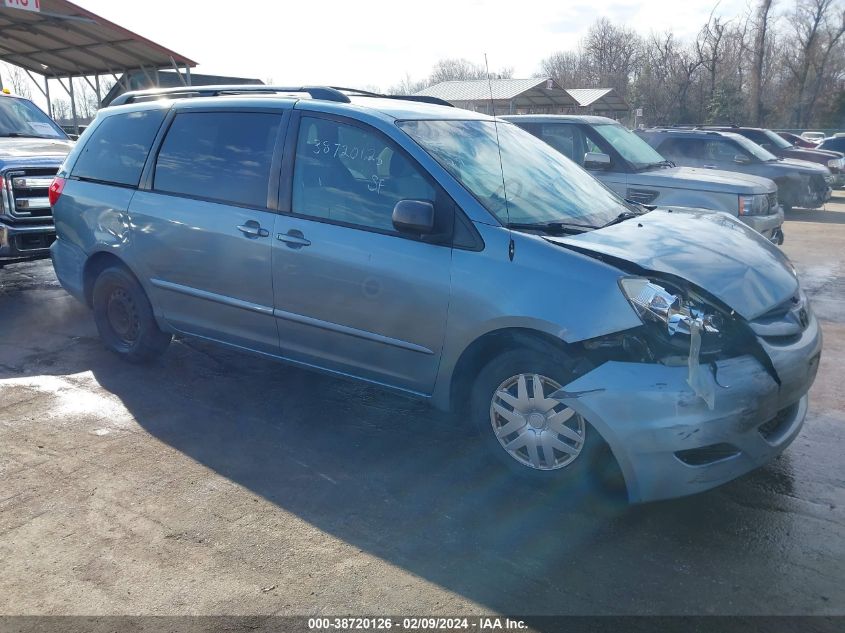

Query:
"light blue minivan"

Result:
[[50, 86, 821, 503]]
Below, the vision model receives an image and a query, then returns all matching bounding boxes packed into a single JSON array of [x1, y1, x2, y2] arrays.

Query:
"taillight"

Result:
[[48, 177, 66, 206]]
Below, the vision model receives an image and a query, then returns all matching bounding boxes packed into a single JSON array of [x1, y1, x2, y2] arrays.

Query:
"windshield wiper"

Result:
[[506, 220, 597, 234], [639, 159, 675, 170], [599, 209, 647, 229]]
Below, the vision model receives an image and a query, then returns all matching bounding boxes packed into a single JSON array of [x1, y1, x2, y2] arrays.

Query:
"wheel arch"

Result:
[[447, 327, 574, 417], [82, 250, 137, 308]]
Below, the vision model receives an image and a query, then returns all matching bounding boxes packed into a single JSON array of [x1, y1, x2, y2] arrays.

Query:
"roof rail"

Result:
[[108, 85, 352, 107], [329, 86, 454, 107]]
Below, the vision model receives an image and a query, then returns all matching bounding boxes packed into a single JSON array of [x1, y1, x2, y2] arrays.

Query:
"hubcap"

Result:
[[106, 288, 140, 344], [490, 373, 586, 470]]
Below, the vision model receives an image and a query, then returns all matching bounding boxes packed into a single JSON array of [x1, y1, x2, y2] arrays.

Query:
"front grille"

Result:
[[2, 168, 58, 220]]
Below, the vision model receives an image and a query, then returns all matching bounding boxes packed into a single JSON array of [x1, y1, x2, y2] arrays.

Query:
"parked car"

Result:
[[704, 126, 845, 188], [0, 91, 73, 267], [51, 86, 821, 503], [818, 136, 845, 153], [801, 131, 827, 143], [503, 115, 783, 244], [637, 128, 832, 210], [778, 131, 820, 148]]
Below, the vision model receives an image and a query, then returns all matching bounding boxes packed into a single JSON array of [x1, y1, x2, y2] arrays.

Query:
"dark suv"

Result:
[[637, 128, 832, 210], [0, 92, 74, 266], [705, 126, 845, 187]]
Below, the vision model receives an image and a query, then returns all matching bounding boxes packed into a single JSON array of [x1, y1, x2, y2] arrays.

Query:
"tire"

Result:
[[469, 348, 624, 498], [92, 266, 171, 363]]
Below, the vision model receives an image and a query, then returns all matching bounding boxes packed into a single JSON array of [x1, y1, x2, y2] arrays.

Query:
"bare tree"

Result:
[[1, 63, 33, 99], [750, 0, 775, 124], [787, 0, 845, 126]]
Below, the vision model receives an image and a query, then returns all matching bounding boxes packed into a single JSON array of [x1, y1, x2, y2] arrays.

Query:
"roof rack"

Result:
[[108, 84, 455, 109], [109, 85, 353, 107], [329, 87, 454, 107]]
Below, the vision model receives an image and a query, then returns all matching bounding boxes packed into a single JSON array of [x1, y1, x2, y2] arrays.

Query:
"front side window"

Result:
[[72, 110, 166, 187], [591, 123, 666, 170], [0, 97, 66, 139], [729, 134, 777, 161], [399, 119, 630, 227], [292, 117, 435, 232], [154, 111, 281, 208], [705, 139, 751, 163]]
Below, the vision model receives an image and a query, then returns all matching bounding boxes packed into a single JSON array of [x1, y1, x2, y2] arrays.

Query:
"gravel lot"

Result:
[[1, 196, 843, 617]]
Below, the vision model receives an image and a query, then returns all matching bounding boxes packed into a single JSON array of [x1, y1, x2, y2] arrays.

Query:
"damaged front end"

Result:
[[545, 251, 821, 502]]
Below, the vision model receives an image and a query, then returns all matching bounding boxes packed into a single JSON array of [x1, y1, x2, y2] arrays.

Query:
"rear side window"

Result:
[[72, 110, 165, 186], [154, 111, 281, 208], [656, 137, 706, 160]]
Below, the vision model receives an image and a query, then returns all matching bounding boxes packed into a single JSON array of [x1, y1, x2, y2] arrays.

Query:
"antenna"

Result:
[[484, 54, 514, 260]]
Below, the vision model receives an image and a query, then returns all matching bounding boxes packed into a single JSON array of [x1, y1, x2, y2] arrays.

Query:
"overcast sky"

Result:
[[74, 0, 751, 91]]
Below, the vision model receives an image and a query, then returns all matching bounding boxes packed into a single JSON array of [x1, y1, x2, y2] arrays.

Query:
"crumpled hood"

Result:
[[545, 208, 798, 320], [0, 137, 74, 159], [636, 166, 775, 194]]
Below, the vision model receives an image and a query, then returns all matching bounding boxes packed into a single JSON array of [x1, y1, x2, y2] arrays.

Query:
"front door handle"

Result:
[[703, 164, 717, 169], [237, 221, 269, 238], [276, 230, 311, 249]]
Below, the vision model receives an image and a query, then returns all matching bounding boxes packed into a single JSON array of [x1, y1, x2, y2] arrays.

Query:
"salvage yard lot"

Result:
[[1, 197, 844, 616]]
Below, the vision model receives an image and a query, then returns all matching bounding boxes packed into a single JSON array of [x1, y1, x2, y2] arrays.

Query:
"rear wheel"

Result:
[[469, 348, 623, 496], [92, 266, 171, 363]]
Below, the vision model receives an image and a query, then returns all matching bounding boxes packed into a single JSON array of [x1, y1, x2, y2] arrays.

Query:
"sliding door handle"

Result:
[[276, 230, 311, 248], [237, 222, 269, 238]]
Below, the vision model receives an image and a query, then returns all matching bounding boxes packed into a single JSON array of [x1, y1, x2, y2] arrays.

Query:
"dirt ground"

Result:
[[1, 196, 843, 617]]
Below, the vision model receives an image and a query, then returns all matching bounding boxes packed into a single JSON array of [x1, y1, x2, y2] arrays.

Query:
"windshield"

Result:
[[398, 119, 631, 227], [763, 129, 793, 150], [0, 97, 67, 139], [731, 133, 778, 161], [592, 122, 667, 169]]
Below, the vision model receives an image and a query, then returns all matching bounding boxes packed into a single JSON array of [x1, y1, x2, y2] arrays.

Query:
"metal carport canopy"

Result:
[[0, 0, 196, 77]]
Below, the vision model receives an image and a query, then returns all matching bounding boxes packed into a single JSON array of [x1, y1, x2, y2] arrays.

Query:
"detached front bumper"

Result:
[[557, 314, 822, 503], [0, 220, 55, 263]]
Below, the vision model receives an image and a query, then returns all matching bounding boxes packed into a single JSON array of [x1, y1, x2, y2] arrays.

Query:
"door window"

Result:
[[538, 124, 580, 162], [154, 111, 282, 208], [292, 117, 436, 232], [72, 109, 166, 187], [704, 139, 748, 163]]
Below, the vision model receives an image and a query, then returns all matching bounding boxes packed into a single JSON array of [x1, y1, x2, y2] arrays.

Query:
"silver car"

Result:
[[503, 115, 784, 244], [50, 87, 821, 503]]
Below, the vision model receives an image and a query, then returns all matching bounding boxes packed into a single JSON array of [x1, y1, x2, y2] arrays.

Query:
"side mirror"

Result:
[[734, 154, 751, 165], [392, 200, 435, 234], [584, 152, 611, 169]]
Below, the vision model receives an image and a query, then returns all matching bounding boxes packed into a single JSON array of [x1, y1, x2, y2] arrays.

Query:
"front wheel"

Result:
[[92, 266, 171, 363], [469, 349, 622, 496]]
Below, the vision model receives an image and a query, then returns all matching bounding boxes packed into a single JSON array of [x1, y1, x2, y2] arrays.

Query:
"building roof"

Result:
[[416, 78, 578, 108], [0, 0, 196, 77], [566, 88, 629, 111]]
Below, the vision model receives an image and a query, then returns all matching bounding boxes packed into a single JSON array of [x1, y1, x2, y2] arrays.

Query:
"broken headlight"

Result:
[[619, 277, 722, 337]]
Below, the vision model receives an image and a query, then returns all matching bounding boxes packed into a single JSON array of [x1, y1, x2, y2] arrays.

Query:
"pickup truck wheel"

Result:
[[470, 349, 622, 497], [92, 266, 171, 363]]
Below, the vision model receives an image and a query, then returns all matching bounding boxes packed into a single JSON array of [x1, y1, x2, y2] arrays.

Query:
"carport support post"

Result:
[[45, 77, 51, 118], [68, 76, 79, 136]]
